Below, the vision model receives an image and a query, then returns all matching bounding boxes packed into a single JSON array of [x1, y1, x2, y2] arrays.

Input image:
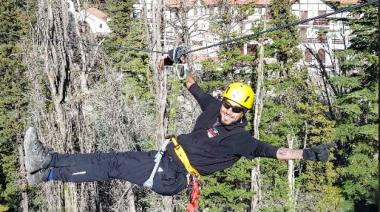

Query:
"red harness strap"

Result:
[[186, 175, 201, 212]]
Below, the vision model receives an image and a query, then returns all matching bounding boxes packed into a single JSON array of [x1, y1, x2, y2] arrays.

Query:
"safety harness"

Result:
[[143, 139, 170, 188], [170, 136, 201, 212], [143, 136, 201, 212], [167, 128, 246, 211]]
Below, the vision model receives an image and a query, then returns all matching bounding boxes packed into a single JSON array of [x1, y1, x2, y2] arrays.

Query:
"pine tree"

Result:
[[332, 3, 378, 210], [265, 0, 302, 76], [256, 0, 340, 210], [102, 1, 159, 210], [104, 0, 152, 101], [0, 0, 28, 210]]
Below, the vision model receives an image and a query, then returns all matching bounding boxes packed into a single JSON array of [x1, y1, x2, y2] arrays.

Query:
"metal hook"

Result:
[[175, 64, 189, 80]]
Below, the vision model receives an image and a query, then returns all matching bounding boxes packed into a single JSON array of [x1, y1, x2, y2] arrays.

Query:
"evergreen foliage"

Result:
[[0, 0, 28, 210], [332, 3, 378, 209], [257, 0, 340, 210], [102, 1, 158, 209], [103, 0, 155, 151], [104, 0, 152, 101], [266, 0, 302, 75], [200, 159, 254, 211]]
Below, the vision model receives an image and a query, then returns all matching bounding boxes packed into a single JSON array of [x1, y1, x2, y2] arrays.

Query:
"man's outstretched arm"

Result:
[[276, 143, 335, 162], [276, 148, 303, 160]]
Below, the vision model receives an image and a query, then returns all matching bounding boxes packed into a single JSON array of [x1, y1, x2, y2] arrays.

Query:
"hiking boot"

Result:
[[24, 127, 52, 174], [26, 168, 50, 185]]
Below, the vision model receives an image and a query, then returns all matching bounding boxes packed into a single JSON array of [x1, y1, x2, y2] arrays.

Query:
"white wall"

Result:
[[84, 14, 111, 34]]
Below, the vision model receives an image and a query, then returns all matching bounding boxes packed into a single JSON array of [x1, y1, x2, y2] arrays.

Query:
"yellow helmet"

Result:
[[222, 82, 255, 110]]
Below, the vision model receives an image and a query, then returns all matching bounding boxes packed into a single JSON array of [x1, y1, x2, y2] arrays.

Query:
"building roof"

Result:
[[86, 8, 108, 21], [324, 0, 360, 4], [165, 0, 257, 7], [254, 0, 269, 5], [165, 0, 359, 7]]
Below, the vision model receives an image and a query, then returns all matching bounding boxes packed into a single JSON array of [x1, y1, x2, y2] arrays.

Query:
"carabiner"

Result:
[[175, 64, 189, 80]]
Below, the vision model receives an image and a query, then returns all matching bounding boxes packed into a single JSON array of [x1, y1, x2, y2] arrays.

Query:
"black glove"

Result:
[[303, 143, 336, 162]]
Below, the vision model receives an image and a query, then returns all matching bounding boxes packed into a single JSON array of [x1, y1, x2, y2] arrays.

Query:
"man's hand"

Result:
[[158, 47, 187, 71], [303, 143, 336, 162], [186, 72, 196, 89], [158, 54, 174, 71]]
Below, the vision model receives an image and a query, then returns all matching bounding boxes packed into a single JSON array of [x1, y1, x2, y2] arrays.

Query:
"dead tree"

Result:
[[141, 0, 177, 211], [251, 42, 265, 212], [286, 134, 296, 212], [23, 0, 106, 210]]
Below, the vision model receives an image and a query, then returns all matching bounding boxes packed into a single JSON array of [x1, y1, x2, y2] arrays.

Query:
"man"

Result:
[[24, 71, 332, 196]]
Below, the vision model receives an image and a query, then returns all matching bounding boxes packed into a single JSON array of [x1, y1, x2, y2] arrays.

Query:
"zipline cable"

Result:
[[0, 32, 167, 54], [184, 0, 379, 55], [0, 0, 378, 55]]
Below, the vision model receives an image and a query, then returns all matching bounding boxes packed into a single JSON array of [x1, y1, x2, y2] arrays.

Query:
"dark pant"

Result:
[[49, 151, 188, 196]]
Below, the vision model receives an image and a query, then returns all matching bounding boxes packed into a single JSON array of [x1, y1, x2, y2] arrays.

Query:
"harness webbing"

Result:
[[143, 139, 171, 188], [169, 136, 201, 212], [142, 136, 201, 190], [170, 136, 200, 177]]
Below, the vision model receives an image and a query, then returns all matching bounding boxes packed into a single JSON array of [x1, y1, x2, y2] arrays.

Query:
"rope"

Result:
[[0, 0, 377, 55]]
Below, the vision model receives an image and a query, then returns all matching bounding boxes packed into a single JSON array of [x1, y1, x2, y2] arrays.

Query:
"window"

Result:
[[305, 49, 312, 63], [318, 49, 326, 64], [246, 44, 257, 55], [99, 24, 102, 28], [256, 8, 262, 15], [133, 11, 140, 19], [300, 28, 307, 40], [317, 32, 327, 43], [318, 10, 326, 15], [300, 11, 308, 20], [314, 10, 328, 25]]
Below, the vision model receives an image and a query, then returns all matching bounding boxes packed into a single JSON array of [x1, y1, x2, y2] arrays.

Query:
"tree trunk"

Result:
[[147, 0, 166, 147], [42, 1, 72, 211], [145, 0, 174, 211], [304, 45, 337, 119], [27, 0, 101, 210], [251, 43, 265, 212], [253, 44, 265, 139], [250, 164, 261, 211], [287, 134, 295, 212], [18, 134, 29, 212], [125, 190, 137, 212]]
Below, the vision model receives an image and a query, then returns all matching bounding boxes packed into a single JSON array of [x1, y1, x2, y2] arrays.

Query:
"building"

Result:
[[159, 0, 359, 69], [78, 7, 112, 35], [67, 0, 112, 35], [293, 0, 356, 68]]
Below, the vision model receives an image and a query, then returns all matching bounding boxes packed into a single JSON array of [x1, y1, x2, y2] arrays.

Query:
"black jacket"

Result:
[[167, 83, 279, 176]]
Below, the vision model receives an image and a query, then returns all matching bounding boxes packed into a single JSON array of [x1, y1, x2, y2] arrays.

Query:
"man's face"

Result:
[[219, 99, 246, 125]]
